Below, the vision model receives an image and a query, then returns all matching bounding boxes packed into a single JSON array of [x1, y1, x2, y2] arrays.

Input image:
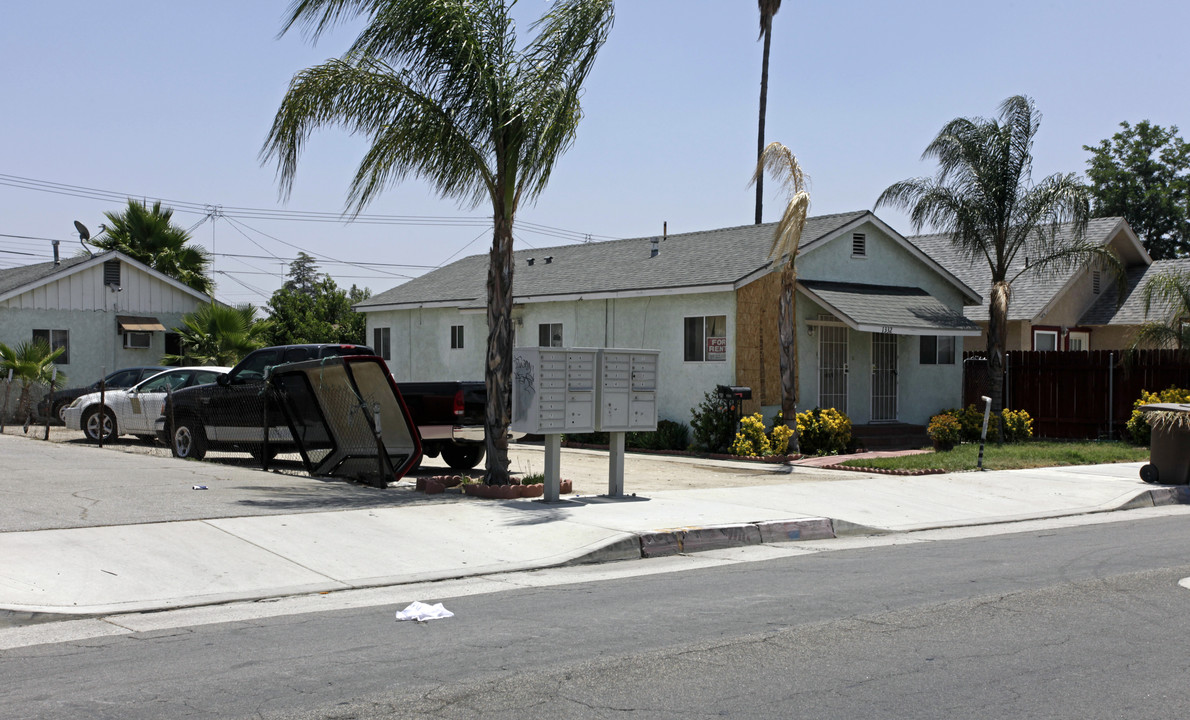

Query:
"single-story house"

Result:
[[355, 210, 982, 430], [0, 249, 214, 389], [908, 217, 1182, 352]]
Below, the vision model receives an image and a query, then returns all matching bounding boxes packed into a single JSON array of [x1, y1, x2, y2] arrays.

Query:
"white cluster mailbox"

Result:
[[511, 347, 660, 500]]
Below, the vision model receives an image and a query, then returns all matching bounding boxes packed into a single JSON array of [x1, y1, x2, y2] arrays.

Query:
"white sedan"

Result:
[[64, 366, 231, 443]]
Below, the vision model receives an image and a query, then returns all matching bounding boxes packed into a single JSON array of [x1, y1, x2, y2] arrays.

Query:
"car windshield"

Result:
[[137, 371, 191, 393]]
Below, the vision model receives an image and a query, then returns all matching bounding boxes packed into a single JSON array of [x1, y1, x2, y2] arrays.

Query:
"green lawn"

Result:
[[840, 440, 1150, 472]]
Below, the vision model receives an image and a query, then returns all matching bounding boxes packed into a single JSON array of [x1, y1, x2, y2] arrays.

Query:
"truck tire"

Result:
[[83, 407, 117, 443], [171, 417, 207, 461], [441, 443, 484, 471]]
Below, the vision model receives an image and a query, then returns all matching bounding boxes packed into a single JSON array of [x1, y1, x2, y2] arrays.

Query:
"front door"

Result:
[[871, 333, 898, 422], [818, 325, 848, 413]]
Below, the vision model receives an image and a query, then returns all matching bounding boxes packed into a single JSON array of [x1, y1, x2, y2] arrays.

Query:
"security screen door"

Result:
[[871, 333, 898, 422], [818, 325, 848, 413]]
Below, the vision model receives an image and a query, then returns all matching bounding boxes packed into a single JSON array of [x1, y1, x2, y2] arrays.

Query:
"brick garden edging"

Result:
[[819, 463, 947, 476]]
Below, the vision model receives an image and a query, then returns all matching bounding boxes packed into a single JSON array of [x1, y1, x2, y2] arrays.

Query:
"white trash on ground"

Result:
[[395, 601, 454, 622]]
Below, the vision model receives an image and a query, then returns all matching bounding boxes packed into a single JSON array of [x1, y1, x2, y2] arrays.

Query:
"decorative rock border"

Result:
[[415, 474, 571, 499], [820, 463, 947, 476]]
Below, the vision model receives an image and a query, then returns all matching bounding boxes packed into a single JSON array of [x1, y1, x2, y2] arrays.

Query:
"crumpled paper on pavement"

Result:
[[395, 601, 454, 622]]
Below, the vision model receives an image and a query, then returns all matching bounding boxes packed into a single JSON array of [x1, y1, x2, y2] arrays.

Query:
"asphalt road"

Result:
[[4, 510, 1190, 719]]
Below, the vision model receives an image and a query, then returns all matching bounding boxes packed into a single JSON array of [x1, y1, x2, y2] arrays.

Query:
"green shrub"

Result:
[[927, 413, 962, 449], [1001, 408, 1034, 442], [627, 419, 690, 451], [795, 407, 852, 456], [1127, 386, 1190, 445], [730, 412, 772, 457], [690, 392, 738, 453]]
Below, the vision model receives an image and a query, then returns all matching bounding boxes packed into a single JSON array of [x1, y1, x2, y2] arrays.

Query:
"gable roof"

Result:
[[1080, 258, 1190, 326], [799, 280, 981, 335], [0, 249, 214, 304], [907, 217, 1146, 323], [358, 210, 979, 312]]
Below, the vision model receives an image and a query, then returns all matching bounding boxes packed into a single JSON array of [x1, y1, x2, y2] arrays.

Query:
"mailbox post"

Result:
[[597, 349, 660, 496]]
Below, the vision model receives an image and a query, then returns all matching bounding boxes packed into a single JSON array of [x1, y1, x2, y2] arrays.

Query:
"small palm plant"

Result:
[[164, 303, 269, 366], [0, 339, 65, 422], [1132, 269, 1190, 351]]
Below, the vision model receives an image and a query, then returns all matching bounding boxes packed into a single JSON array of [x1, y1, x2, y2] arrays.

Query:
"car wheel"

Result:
[[171, 418, 207, 461], [441, 443, 485, 471], [54, 401, 70, 424], [82, 407, 117, 443]]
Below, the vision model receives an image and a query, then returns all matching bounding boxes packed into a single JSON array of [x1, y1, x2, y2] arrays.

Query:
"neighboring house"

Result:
[[908, 217, 1160, 352], [356, 211, 982, 429], [0, 249, 214, 388]]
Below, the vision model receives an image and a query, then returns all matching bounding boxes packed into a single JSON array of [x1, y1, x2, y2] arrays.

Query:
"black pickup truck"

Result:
[[158, 344, 487, 471]]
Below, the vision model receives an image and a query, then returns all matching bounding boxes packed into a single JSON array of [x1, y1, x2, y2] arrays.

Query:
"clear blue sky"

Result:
[[2, 0, 1186, 305]]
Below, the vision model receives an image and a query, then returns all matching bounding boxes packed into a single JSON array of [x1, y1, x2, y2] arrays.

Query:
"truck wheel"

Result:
[[441, 444, 484, 470], [83, 407, 117, 443], [171, 418, 207, 461]]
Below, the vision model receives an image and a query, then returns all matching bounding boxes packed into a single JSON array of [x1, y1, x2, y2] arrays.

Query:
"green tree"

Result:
[[754, 0, 781, 225], [284, 252, 324, 297], [90, 200, 214, 294], [267, 273, 371, 346], [876, 95, 1121, 426], [165, 304, 269, 366], [0, 339, 65, 421], [1084, 121, 1190, 260], [1132, 269, 1190, 351], [261, 0, 614, 484], [751, 140, 808, 453]]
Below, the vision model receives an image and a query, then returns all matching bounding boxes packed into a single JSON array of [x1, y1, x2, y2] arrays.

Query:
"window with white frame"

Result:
[[1068, 330, 1090, 351], [451, 324, 464, 349], [851, 233, 867, 258], [538, 323, 563, 347], [1033, 329, 1059, 351], [373, 327, 391, 360], [123, 331, 151, 349], [683, 315, 727, 362], [32, 329, 69, 364], [919, 335, 955, 365]]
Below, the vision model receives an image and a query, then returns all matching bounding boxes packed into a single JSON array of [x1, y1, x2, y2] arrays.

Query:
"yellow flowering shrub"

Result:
[[1001, 408, 1033, 442], [1127, 386, 1190, 445], [730, 413, 772, 457], [927, 413, 961, 448], [796, 407, 852, 455]]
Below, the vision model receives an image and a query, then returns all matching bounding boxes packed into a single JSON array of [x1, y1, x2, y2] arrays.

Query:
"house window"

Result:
[[1068, 331, 1090, 351], [851, 233, 867, 258], [103, 259, 121, 288], [684, 315, 727, 362], [32, 329, 69, 365], [373, 327, 391, 360], [919, 335, 955, 365], [1033, 330, 1059, 351], [538, 323, 563, 347], [1092, 270, 1101, 295], [123, 331, 152, 349], [451, 324, 464, 349]]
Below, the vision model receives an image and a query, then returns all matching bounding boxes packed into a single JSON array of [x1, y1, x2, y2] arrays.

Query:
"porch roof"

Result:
[[799, 280, 982, 336]]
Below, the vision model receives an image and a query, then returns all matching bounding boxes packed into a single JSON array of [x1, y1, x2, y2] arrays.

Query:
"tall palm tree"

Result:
[[752, 141, 808, 453], [91, 200, 213, 295], [165, 303, 269, 367], [876, 95, 1121, 423], [261, 0, 614, 485], [755, 0, 782, 225], [1133, 269, 1190, 350], [0, 339, 65, 421]]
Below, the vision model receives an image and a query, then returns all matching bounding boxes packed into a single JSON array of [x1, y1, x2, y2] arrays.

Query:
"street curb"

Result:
[[1121, 485, 1190, 510], [634, 517, 872, 558]]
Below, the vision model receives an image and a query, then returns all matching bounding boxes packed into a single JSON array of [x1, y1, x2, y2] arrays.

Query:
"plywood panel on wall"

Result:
[[735, 271, 781, 415]]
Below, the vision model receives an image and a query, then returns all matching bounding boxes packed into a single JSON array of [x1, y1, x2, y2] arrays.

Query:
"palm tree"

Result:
[[0, 339, 65, 422], [165, 304, 269, 366], [752, 141, 808, 453], [90, 200, 213, 295], [876, 95, 1121, 425], [755, 0, 782, 225], [261, 0, 614, 485], [1133, 269, 1190, 350]]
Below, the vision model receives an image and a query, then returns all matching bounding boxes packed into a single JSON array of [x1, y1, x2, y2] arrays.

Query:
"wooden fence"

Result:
[[962, 350, 1190, 439]]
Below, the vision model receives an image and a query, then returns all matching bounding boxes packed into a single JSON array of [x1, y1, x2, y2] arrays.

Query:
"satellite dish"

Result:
[[73, 221, 90, 242]]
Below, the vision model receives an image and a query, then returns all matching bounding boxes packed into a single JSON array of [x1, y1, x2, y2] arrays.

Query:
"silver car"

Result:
[[64, 366, 231, 443]]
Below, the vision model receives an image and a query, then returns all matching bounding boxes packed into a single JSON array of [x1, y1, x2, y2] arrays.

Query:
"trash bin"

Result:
[[1138, 403, 1190, 485]]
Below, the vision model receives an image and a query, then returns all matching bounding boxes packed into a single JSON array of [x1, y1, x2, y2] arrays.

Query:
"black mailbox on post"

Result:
[[715, 385, 751, 424]]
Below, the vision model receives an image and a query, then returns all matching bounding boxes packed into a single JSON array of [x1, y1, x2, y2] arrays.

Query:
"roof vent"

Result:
[[544, 256, 553, 264], [527, 258, 535, 266], [650, 237, 659, 258]]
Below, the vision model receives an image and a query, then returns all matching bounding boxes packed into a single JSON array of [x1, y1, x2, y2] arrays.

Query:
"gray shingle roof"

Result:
[[907, 217, 1128, 322], [0, 253, 96, 297], [357, 211, 871, 309], [1080, 258, 1190, 325], [800, 280, 981, 334]]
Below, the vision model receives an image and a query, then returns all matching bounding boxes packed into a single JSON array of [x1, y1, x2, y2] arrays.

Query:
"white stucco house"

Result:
[[0, 249, 214, 389], [355, 210, 982, 430]]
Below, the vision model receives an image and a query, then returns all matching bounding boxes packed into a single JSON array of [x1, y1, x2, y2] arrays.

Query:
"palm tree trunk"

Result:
[[483, 214, 515, 485], [755, 26, 772, 225], [779, 266, 800, 453], [986, 281, 1010, 442]]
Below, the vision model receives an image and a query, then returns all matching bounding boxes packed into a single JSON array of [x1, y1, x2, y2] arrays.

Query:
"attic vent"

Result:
[[1092, 270, 1101, 294], [544, 256, 553, 264], [103, 259, 121, 287], [527, 258, 534, 266], [851, 233, 867, 257]]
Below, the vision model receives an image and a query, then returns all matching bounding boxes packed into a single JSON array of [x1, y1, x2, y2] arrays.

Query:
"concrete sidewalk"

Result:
[[0, 433, 1180, 617]]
